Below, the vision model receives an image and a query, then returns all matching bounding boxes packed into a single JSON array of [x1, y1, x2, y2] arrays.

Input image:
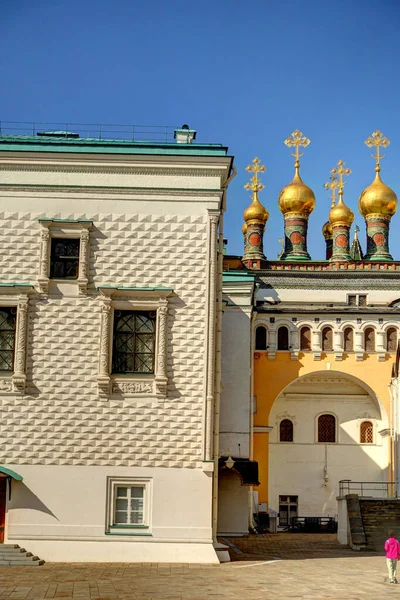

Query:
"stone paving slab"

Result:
[[0, 535, 396, 599]]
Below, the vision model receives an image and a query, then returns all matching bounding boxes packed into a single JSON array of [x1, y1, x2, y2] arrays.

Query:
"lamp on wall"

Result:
[[323, 468, 329, 486], [225, 456, 235, 469]]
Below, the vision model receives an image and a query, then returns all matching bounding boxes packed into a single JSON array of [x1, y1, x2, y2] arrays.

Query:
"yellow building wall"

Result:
[[254, 351, 395, 503]]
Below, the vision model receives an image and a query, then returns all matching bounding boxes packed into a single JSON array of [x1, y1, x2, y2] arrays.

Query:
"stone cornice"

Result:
[[0, 184, 223, 198], [0, 162, 225, 177]]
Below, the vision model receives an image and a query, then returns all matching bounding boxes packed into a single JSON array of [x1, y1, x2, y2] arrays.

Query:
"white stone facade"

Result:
[[0, 138, 232, 562]]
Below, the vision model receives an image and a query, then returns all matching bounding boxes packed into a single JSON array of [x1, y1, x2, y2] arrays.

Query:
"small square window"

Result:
[[106, 477, 152, 535], [50, 238, 80, 280], [358, 295, 367, 307], [348, 295, 357, 306], [112, 310, 156, 374]]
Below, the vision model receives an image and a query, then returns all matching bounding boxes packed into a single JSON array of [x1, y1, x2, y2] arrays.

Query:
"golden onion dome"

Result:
[[243, 192, 269, 223], [358, 166, 397, 217], [242, 221, 248, 235], [322, 220, 333, 240], [329, 196, 354, 227], [278, 164, 316, 216]]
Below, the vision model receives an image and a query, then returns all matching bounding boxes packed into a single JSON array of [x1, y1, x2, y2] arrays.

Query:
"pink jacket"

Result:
[[385, 538, 400, 559]]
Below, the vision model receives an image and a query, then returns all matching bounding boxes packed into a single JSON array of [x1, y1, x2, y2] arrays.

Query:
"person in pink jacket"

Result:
[[385, 531, 400, 583]]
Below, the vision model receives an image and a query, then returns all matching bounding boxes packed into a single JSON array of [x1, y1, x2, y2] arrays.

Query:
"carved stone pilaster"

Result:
[[12, 297, 28, 392], [313, 330, 322, 360], [205, 214, 218, 460], [98, 298, 112, 396], [38, 228, 50, 293], [78, 228, 90, 294], [155, 297, 168, 398]]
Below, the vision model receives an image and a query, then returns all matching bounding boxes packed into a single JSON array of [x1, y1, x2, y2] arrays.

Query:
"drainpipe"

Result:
[[248, 290, 256, 530], [212, 166, 237, 543], [388, 383, 395, 495]]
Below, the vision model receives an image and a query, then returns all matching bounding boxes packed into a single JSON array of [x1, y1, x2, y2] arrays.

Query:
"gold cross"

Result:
[[364, 129, 390, 167], [330, 159, 351, 194], [244, 157, 266, 193], [284, 129, 311, 163], [323, 174, 339, 208]]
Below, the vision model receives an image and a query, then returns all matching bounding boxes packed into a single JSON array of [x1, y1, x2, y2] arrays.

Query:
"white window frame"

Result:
[[106, 476, 152, 536], [97, 287, 172, 398], [37, 219, 92, 294]]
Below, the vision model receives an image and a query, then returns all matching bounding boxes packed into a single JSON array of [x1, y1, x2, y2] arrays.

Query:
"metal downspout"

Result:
[[212, 166, 237, 543]]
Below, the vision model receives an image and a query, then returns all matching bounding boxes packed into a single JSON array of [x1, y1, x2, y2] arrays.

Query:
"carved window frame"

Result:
[[38, 219, 93, 294], [0, 286, 33, 394], [97, 287, 172, 399]]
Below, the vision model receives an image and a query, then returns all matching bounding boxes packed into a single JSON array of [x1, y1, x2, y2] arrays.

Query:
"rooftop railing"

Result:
[[339, 480, 398, 498], [0, 121, 178, 143]]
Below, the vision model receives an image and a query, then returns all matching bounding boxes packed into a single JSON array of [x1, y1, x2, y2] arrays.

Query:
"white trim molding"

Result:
[[37, 219, 93, 294], [96, 286, 173, 399]]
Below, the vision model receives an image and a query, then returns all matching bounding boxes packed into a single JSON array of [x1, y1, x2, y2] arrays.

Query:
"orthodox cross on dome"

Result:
[[323, 173, 339, 208], [330, 159, 351, 196], [364, 129, 390, 168], [244, 157, 266, 194], [284, 129, 311, 167]]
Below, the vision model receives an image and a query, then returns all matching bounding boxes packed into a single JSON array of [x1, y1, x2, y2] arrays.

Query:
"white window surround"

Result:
[[105, 476, 152, 536], [37, 218, 92, 294], [0, 285, 33, 394], [97, 286, 172, 398]]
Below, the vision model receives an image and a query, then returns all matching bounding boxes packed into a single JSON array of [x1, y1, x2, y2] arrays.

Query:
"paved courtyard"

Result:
[[0, 534, 396, 600]]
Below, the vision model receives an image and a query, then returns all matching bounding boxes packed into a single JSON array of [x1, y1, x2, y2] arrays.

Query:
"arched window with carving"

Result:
[[280, 419, 293, 442], [364, 327, 375, 352], [387, 327, 397, 352], [318, 414, 336, 443], [360, 421, 373, 444], [277, 326, 289, 350], [344, 327, 354, 352], [300, 326, 311, 351], [322, 327, 333, 352], [255, 326, 267, 350]]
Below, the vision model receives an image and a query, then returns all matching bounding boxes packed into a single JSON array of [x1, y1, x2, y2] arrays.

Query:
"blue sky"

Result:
[[1, 0, 400, 260]]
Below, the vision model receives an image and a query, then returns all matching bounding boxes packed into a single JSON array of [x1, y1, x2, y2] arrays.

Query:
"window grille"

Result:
[[112, 310, 156, 374], [50, 238, 80, 279], [280, 419, 293, 442], [358, 295, 367, 307], [322, 327, 333, 352], [387, 327, 397, 352], [360, 421, 373, 444], [344, 327, 353, 352], [364, 327, 375, 352], [277, 326, 289, 350], [348, 295, 357, 306], [255, 326, 267, 350], [0, 308, 17, 371], [318, 414, 336, 443], [300, 327, 311, 351]]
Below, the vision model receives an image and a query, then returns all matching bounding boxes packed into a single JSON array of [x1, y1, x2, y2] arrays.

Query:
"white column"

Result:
[[78, 227, 90, 294], [98, 297, 112, 396], [334, 330, 343, 361], [312, 329, 322, 360], [354, 330, 364, 360], [38, 227, 50, 293], [376, 330, 386, 361], [13, 295, 29, 392], [155, 297, 168, 397]]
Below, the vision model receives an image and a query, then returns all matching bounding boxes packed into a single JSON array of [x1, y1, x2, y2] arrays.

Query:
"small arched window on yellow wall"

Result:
[[344, 327, 353, 352], [280, 419, 293, 442], [386, 327, 397, 352], [300, 326, 311, 351], [255, 326, 267, 350], [360, 421, 373, 444], [318, 414, 336, 443], [322, 327, 333, 352], [277, 326, 289, 350], [364, 327, 375, 352]]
